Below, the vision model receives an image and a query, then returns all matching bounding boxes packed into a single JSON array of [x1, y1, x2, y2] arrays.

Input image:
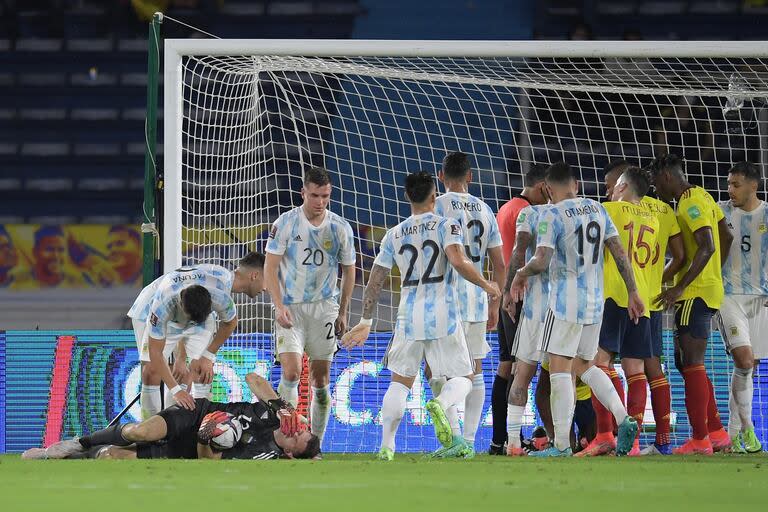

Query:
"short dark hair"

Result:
[[238, 251, 265, 270], [523, 164, 547, 187], [622, 166, 651, 198], [442, 151, 471, 180], [404, 172, 436, 204], [304, 167, 331, 187], [729, 161, 762, 182], [293, 434, 322, 459], [647, 153, 684, 179], [181, 284, 212, 324], [604, 159, 632, 178], [544, 161, 574, 185]]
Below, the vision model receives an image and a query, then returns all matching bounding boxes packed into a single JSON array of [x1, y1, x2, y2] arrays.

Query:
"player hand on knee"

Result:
[[173, 387, 196, 410], [275, 306, 294, 328], [340, 321, 371, 349], [172, 359, 189, 383], [191, 357, 215, 385]]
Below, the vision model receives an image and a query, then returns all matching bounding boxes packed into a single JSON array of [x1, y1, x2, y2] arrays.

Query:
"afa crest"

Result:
[[730, 326, 739, 337], [323, 239, 333, 250], [759, 224, 767, 234]]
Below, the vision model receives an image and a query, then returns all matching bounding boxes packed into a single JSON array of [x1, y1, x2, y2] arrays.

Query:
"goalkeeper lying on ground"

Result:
[[22, 373, 321, 461]]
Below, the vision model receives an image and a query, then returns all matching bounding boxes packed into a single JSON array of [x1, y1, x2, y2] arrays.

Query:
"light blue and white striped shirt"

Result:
[[536, 198, 618, 325], [719, 200, 768, 296], [435, 191, 503, 322], [515, 205, 550, 323], [127, 264, 236, 339], [374, 212, 464, 341], [265, 207, 356, 305]]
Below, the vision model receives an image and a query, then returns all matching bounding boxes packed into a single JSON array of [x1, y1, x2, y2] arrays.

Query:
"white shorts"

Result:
[[274, 298, 339, 361], [539, 309, 602, 361], [716, 295, 768, 359], [132, 315, 215, 363], [384, 326, 474, 379], [511, 315, 544, 364], [463, 321, 491, 360]]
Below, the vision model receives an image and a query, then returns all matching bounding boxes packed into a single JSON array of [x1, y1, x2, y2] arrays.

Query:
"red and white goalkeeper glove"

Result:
[[267, 398, 306, 436]]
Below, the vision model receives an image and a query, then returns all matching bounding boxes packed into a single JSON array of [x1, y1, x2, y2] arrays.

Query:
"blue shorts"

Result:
[[598, 299, 653, 359], [649, 310, 663, 358], [674, 298, 715, 340]]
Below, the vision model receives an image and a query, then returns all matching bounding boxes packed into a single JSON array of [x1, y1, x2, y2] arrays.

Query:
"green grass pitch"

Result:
[[1, 453, 765, 511]]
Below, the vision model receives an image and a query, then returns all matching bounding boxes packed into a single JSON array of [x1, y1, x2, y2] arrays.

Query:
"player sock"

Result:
[[506, 405, 525, 449], [310, 385, 331, 441], [705, 374, 724, 432], [380, 381, 409, 452], [550, 372, 575, 451], [79, 424, 131, 449], [490, 374, 510, 446], [277, 377, 300, 407], [626, 373, 647, 429], [591, 366, 615, 435], [462, 373, 485, 444], [140, 384, 162, 420], [429, 377, 460, 436], [581, 365, 628, 425], [649, 375, 671, 445], [609, 369, 626, 405], [731, 366, 754, 433], [191, 383, 211, 399], [437, 377, 472, 412], [681, 365, 709, 440]]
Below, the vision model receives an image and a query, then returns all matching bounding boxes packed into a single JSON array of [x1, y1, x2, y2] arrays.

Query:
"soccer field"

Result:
[[1, 454, 764, 511]]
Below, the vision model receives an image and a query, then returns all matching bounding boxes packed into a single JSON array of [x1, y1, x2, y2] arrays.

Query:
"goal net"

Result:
[[163, 40, 768, 452]]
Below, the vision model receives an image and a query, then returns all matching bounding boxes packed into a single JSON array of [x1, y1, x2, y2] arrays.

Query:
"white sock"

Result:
[[140, 384, 161, 420], [506, 404, 525, 449], [278, 377, 300, 407], [380, 381, 410, 451], [310, 386, 331, 441], [550, 372, 575, 451], [731, 367, 754, 432], [463, 373, 485, 444], [191, 383, 211, 399], [581, 365, 628, 424], [429, 377, 460, 435], [437, 377, 472, 411]]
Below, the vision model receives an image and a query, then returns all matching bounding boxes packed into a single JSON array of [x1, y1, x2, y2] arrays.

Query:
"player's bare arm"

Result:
[[264, 252, 293, 328], [148, 335, 195, 409], [502, 230, 532, 316], [191, 315, 238, 385], [510, 245, 553, 303], [246, 372, 305, 435], [662, 233, 686, 284], [335, 263, 356, 335], [341, 263, 388, 348], [487, 245, 506, 329], [717, 217, 734, 267], [655, 226, 715, 309], [172, 342, 190, 385], [605, 235, 645, 322], [445, 243, 501, 300]]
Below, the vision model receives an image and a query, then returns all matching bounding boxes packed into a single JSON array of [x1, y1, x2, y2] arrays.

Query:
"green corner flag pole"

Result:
[[142, 12, 163, 286]]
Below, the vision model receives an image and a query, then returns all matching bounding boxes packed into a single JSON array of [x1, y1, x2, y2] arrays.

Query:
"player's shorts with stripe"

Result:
[[463, 321, 491, 360], [511, 315, 544, 364], [383, 325, 474, 379], [716, 294, 768, 359], [149, 398, 216, 459], [540, 309, 602, 360], [649, 310, 663, 358], [674, 298, 715, 340], [497, 303, 520, 362], [598, 299, 653, 359], [132, 315, 215, 364], [274, 298, 339, 361]]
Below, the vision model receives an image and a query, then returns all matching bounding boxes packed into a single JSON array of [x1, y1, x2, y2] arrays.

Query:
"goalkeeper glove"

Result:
[[267, 398, 305, 437], [197, 411, 235, 449]]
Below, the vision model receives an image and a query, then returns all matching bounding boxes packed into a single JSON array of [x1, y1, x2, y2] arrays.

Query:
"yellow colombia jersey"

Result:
[[603, 201, 658, 317], [640, 196, 682, 312], [675, 186, 725, 309], [540, 360, 592, 400]]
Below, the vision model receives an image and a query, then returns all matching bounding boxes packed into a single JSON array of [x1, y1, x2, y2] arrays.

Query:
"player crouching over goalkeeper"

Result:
[[22, 373, 321, 461]]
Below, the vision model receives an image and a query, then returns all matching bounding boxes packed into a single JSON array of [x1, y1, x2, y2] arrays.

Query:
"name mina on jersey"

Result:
[[435, 192, 503, 322], [265, 207, 356, 305], [536, 198, 619, 325], [719, 200, 768, 296], [127, 264, 236, 339], [515, 204, 550, 323], [374, 212, 464, 341]]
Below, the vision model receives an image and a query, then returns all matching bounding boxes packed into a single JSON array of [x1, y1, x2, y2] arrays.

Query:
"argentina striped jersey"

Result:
[[719, 200, 768, 296], [374, 212, 464, 341], [435, 191, 503, 322], [515, 204, 550, 323]]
